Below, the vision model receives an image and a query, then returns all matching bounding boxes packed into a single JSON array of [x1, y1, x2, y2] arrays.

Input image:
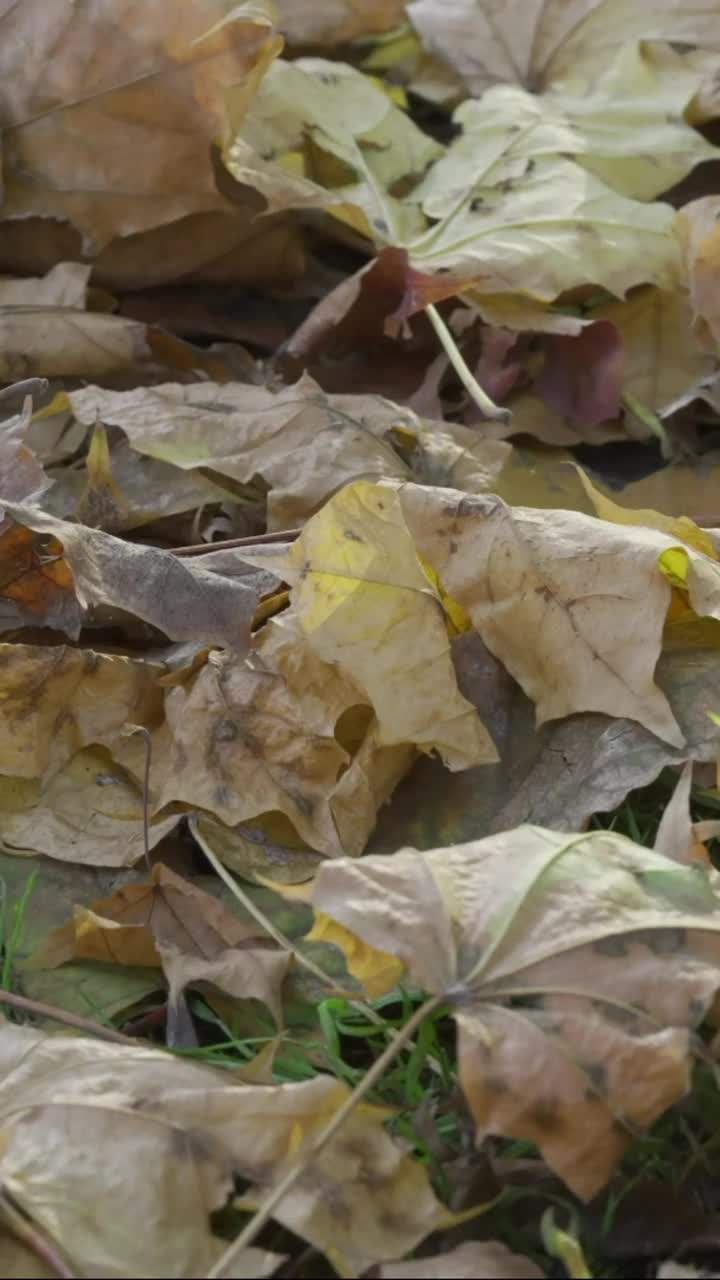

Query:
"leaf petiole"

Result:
[[425, 304, 511, 423]]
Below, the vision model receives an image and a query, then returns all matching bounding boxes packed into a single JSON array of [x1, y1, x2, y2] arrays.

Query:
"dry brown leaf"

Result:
[[0, 744, 179, 866], [0, 643, 162, 782], [370, 638, 720, 854], [396, 482, 685, 744], [61, 374, 510, 530], [508, 288, 715, 446], [156, 611, 414, 856], [29, 862, 291, 1028], [0, 0, 280, 252], [0, 1023, 449, 1275], [276, 0, 408, 46], [407, 0, 720, 95], [257, 480, 497, 769], [0, 501, 261, 650], [312, 825, 720, 1198]]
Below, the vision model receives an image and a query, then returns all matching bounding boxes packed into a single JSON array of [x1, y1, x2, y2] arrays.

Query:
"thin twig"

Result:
[[190, 819, 400, 1033], [0, 1189, 78, 1279], [0, 988, 136, 1045], [426, 303, 511, 423], [190, 817, 343, 992], [207, 993, 442, 1278], [170, 528, 301, 557]]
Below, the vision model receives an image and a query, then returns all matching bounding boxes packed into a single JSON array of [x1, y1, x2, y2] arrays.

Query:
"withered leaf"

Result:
[[312, 825, 720, 1198]]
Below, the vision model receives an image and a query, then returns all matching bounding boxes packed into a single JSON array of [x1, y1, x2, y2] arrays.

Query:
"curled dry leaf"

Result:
[[0, 1023, 449, 1275], [262, 480, 497, 769], [312, 825, 720, 1198], [0, 744, 179, 867], [156, 611, 415, 856], [28, 862, 291, 1032], [395, 479, 720, 745], [370, 638, 720, 854], [62, 373, 511, 528], [0, 501, 261, 650]]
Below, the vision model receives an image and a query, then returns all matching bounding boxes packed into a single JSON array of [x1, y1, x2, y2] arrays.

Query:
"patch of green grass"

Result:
[[0, 868, 37, 995]]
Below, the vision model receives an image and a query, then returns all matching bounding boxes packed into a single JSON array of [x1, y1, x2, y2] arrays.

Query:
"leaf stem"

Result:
[[207, 992, 442, 1278], [426, 304, 511, 423]]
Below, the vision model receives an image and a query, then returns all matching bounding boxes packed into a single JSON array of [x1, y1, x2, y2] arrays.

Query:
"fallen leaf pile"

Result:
[[4, 1, 720, 1276]]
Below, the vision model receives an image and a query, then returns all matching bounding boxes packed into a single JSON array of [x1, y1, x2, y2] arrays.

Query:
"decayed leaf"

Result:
[[0, 744, 179, 866], [0, 502, 261, 650], [0, 1023, 449, 1275], [407, 0, 720, 95], [267, 480, 497, 769], [0, 673, 182, 862], [60, 374, 509, 529], [0, 643, 161, 782], [592, 288, 715, 422], [0, 0, 280, 252], [371, 638, 720, 854], [377, 1239, 544, 1278], [507, 287, 714, 446], [396, 479, 720, 744], [276, 0, 408, 46], [155, 611, 415, 856], [312, 825, 720, 1198], [29, 862, 291, 1029]]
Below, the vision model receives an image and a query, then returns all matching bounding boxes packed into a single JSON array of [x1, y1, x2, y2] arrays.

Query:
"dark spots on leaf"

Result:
[[373, 218, 388, 233], [214, 783, 231, 808], [291, 790, 314, 817], [593, 936, 628, 957], [215, 719, 238, 743], [344, 528, 364, 543], [449, 538, 458, 554], [470, 197, 485, 212], [318, 72, 339, 86]]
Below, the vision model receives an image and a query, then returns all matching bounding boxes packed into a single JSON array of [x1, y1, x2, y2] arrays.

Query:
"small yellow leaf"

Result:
[[306, 912, 405, 997]]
